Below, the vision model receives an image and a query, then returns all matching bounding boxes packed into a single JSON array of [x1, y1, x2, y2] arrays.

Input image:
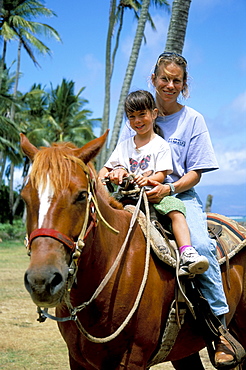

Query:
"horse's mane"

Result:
[[29, 141, 123, 210], [30, 142, 88, 194]]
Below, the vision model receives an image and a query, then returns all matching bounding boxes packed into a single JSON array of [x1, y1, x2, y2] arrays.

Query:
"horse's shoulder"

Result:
[[108, 196, 124, 210]]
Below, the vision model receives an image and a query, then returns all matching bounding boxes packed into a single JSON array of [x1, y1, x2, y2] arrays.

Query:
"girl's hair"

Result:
[[124, 90, 163, 136], [152, 52, 189, 98], [124, 90, 156, 116]]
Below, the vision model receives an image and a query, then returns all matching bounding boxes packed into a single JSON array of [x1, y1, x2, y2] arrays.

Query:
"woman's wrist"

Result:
[[165, 183, 176, 195]]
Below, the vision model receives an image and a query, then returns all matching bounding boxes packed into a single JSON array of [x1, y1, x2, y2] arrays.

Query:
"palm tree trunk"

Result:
[[9, 40, 21, 221], [165, 0, 192, 54], [97, 0, 117, 170], [0, 154, 7, 182], [108, 0, 151, 156], [0, 40, 7, 92]]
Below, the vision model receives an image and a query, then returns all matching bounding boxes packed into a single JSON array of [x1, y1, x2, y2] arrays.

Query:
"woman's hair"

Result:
[[152, 52, 189, 98], [124, 90, 163, 136]]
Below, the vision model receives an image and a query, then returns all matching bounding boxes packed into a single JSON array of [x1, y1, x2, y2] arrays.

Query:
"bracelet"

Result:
[[113, 165, 127, 171]]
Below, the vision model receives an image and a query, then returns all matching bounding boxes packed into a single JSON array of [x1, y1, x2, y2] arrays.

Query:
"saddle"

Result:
[[120, 189, 246, 369]]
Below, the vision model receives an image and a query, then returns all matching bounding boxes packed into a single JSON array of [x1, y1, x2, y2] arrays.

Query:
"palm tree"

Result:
[[0, 0, 61, 222], [165, 0, 192, 53], [98, 0, 117, 170], [0, 63, 21, 182], [0, 0, 61, 73], [98, 0, 169, 169], [46, 79, 99, 146], [108, 0, 169, 156]]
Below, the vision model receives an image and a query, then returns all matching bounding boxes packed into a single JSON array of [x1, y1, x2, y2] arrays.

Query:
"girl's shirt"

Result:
[[119, 106, 219, 183], [105, 134, 173, 178]]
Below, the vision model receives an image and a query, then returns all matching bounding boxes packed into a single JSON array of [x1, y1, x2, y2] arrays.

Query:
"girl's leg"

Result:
[[167, 210, 209, 275], [167, 210, 191, 248]]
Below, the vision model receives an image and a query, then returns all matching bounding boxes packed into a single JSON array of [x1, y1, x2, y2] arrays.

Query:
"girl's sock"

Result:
[[179, 245, 193, 254]]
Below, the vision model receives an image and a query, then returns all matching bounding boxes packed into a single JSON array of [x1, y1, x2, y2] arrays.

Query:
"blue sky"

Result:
[[5, 0, 246, 215]]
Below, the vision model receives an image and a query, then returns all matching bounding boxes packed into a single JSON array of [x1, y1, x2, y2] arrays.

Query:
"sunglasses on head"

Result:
[[157, 52, 187, 65]]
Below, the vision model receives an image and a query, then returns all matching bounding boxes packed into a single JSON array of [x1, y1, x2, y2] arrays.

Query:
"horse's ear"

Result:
[[73, 130, 109, 164], [20, 133, 39, 161]]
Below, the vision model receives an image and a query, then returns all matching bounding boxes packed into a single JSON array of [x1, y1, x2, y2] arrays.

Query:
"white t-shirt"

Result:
[[119, 106, 219, 182], [105, 134, 173, 178]]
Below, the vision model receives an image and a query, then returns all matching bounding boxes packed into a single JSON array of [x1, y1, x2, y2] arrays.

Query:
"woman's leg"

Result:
[[176, 189, 229, 316]]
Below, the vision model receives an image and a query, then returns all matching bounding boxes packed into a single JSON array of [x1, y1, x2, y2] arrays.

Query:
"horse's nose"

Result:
[[24, 268, 64, 296]]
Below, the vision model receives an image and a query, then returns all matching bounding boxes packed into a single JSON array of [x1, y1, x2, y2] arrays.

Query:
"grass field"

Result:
[[0, 241, 213, 369]]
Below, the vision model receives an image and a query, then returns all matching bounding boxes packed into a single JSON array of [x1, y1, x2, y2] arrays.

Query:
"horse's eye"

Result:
[[76, 191, 87, 203]]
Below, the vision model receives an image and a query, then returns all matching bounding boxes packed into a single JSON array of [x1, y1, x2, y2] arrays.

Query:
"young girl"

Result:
[[100, 90, 209, 276]]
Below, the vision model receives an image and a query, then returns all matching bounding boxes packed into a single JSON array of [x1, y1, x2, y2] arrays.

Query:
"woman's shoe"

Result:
[[214, 336, 235, 368]]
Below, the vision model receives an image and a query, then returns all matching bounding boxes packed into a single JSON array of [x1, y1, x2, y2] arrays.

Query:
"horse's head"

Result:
[[20, 131, 108, 308]]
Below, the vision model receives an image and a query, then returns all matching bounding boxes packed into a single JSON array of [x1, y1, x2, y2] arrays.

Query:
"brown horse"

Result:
[[20, 132, 246, 370]]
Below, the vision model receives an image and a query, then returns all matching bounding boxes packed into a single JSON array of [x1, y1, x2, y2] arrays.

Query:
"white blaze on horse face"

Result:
[[38, 175, 54, 228]]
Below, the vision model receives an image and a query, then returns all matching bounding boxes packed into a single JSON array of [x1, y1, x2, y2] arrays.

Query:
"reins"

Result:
[[64, 188, 151, 343], [30, 163, 151, 343]]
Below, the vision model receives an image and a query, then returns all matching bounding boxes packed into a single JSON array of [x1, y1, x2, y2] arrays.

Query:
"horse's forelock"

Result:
[[30, 143, 84, 194], [29, 142, 124, 210]]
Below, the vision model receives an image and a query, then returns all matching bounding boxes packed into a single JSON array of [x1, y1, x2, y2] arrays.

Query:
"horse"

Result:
[[20, 132, 246, 370]]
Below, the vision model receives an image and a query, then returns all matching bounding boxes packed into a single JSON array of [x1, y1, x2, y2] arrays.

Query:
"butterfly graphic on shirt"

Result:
[[129, 155, 151, 173]]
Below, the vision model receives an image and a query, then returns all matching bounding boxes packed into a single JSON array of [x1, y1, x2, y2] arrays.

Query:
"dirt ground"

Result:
[[0, 242, 216, 369]]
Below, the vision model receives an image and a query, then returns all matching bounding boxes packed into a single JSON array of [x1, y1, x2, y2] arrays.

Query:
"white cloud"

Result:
[[200, 149, 246, 186], [231, 91, 246, 113]]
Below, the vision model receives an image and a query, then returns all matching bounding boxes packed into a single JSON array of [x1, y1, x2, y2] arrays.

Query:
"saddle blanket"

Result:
[[125, 206, 246, 267], [207, 213, 246, 264]]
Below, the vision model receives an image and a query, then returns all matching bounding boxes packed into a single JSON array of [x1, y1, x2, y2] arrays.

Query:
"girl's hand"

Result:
[[145, 178, 171, 203], [134, 174, 149, 187], [107, 168, 129, 185]]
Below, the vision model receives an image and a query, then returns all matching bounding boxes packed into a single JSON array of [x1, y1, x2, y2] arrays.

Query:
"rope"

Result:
[[65, 188, 151, 343]]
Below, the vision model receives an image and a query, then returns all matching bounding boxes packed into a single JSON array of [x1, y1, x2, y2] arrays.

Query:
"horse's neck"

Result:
[[73, 197, 126, 306], [83, 191, 126, 264]]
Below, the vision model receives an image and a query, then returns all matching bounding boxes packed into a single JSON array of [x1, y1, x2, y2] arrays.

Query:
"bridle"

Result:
[[25, 159, 151, 344], [25, 159, 119, 277]]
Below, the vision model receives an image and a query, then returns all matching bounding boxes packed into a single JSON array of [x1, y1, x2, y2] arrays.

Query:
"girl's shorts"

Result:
[[153, 196, 186, 217]]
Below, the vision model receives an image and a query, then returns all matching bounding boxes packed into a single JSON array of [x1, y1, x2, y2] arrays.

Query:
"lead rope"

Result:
[[65, 188, 151, 343]]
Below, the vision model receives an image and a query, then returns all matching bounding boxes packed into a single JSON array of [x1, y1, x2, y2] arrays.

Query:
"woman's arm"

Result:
[[146, 170, 202, 203]]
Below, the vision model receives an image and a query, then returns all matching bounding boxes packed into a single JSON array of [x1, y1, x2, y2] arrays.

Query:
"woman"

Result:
[[103, 89, 209, 276], [108, 52, 236, 367]]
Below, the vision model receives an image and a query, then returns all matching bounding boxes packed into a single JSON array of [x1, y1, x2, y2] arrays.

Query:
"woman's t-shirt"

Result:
[[119, 106, 219, 182]]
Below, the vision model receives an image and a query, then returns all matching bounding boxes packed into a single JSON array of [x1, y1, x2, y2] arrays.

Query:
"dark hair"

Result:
[[152, 52, 189, 98], [124, 90, 156, 116], [125, 90, 163, 136]]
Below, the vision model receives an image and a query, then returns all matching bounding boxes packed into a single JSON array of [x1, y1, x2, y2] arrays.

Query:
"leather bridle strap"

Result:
[[29, 228, 76, 250]]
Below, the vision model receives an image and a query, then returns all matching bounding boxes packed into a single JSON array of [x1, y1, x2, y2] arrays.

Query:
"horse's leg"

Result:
[[69, 353, 94, 370], [171, 352, 205, 370]]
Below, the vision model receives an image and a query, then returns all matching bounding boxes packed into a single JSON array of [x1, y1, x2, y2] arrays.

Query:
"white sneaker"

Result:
[[179, 247, 209, 276]]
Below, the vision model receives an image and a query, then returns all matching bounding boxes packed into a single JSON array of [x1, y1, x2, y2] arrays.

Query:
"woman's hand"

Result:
[[145, 178, 170, 203]]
